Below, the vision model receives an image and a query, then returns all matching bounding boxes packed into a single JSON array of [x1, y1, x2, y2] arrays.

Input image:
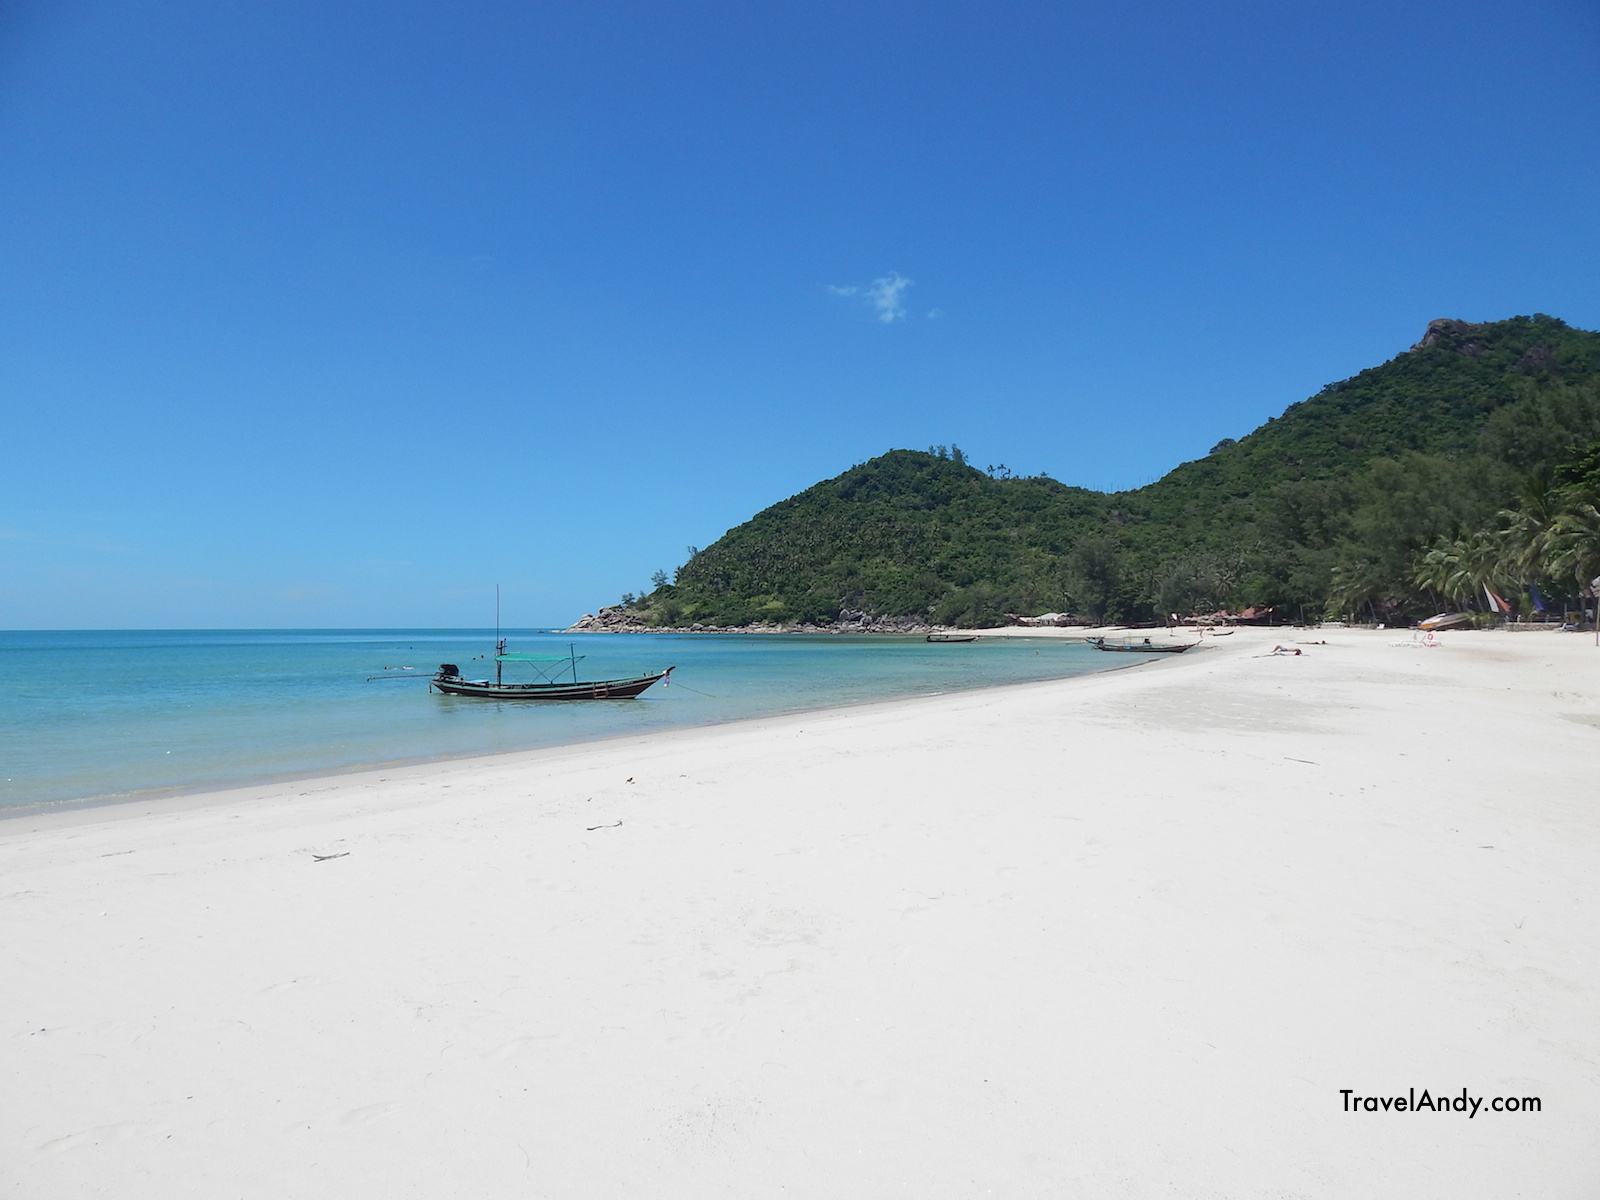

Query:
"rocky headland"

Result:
[[566, 605, 954, 635]]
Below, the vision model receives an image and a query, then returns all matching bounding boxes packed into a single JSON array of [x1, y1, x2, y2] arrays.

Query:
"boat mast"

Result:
[[495, 584, 503, 687]]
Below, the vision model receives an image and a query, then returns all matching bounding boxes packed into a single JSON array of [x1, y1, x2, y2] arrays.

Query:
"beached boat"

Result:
[[1084, 636, 1197, 654], [432, 641, 673, 700], [926, 633, 978, 643], [1419, 612, 1473, 631]]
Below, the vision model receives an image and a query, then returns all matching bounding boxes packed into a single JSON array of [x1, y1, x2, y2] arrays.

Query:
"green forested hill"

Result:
[[631, 315, 1600, 627], [645, 452, 1108, 626]]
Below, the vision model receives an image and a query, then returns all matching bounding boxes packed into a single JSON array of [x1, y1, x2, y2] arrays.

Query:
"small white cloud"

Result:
[[866, 272, 912, 322], [830, 272, 914, 323]]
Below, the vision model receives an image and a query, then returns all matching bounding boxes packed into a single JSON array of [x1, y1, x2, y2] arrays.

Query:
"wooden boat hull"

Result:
[[926, 634, 978, 643], [1085, 637, 1195, 654], [432, 667, 673, 700]]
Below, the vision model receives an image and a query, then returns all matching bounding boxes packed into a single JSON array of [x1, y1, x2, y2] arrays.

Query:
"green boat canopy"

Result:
[[496, 652, 586, 663]]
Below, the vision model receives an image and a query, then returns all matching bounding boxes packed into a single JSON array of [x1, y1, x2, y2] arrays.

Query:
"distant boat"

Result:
[[432, 640, 673, 700], [926, 633, 978, 643], [1085, 636, 1196, 654]]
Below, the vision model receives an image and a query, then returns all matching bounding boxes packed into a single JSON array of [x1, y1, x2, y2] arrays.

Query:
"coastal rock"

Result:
[[567, 606, 653, 633], [566, 606, 955, 636]]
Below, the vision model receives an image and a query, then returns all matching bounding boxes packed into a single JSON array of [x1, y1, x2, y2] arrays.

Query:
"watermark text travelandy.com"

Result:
[[1340, 1088, 1540, 1118]]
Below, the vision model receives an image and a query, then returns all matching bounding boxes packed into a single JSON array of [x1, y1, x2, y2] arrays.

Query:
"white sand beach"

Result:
[[4, 627, 1597, 1198]]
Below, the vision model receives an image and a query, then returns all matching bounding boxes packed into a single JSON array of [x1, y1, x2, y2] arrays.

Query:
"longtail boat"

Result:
[[432, 640, 673, 700], [926, 633, 978, 643], [1084, 636, 1196, 654]]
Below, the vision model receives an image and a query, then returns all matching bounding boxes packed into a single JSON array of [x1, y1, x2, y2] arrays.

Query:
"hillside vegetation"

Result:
[[625, 315, 1600, 627]]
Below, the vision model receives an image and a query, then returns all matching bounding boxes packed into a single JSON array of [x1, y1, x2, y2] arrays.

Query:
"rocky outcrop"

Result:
[[825, 610, 943, 634], [1411, 318, 1484, 352], [567, 606, 653, 632], [1515, 344, 1555, 373], [1414, 320, 1560, 373], [566, 606, 958, 635]]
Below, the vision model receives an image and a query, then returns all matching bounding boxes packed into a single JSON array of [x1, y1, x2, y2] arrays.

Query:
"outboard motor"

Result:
[[437, 663, 462, 679]]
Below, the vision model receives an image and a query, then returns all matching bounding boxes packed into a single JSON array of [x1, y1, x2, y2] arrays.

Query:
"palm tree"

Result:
[[1328, 558, 1389, 622], [1497, 469, 1561, 582], [1411, 531, 1513, 611], [1412, 542, 1468, 606], [1545, 491, 1600, 596]]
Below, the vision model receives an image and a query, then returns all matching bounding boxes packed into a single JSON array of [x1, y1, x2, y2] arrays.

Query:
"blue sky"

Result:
[[2, 0, 1597, 628]]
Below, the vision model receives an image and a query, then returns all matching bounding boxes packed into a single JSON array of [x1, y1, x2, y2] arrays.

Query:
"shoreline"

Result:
[[6, 625, 1598, 1195], [0, 650, 1160, 832], [568, 609, 1234, 636], [0, 622, 1276, 822], [0, 636, 1141, 825]]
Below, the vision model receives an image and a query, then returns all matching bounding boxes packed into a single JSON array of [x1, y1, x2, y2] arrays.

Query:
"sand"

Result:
[[4, 626, 1597, 1197]]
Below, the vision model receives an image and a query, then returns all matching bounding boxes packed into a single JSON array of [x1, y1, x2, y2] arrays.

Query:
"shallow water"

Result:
[[0, 629, 1110, 810]]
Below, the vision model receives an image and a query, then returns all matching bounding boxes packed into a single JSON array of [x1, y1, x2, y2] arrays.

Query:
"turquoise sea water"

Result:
[[0, 630, 1112, 812]]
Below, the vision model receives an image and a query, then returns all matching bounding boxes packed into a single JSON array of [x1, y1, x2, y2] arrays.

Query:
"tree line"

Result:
[[618, 316, 1600, 627]]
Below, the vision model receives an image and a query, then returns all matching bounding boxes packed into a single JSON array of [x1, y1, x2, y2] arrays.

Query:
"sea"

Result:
[[0, 629, 1114, 813]]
